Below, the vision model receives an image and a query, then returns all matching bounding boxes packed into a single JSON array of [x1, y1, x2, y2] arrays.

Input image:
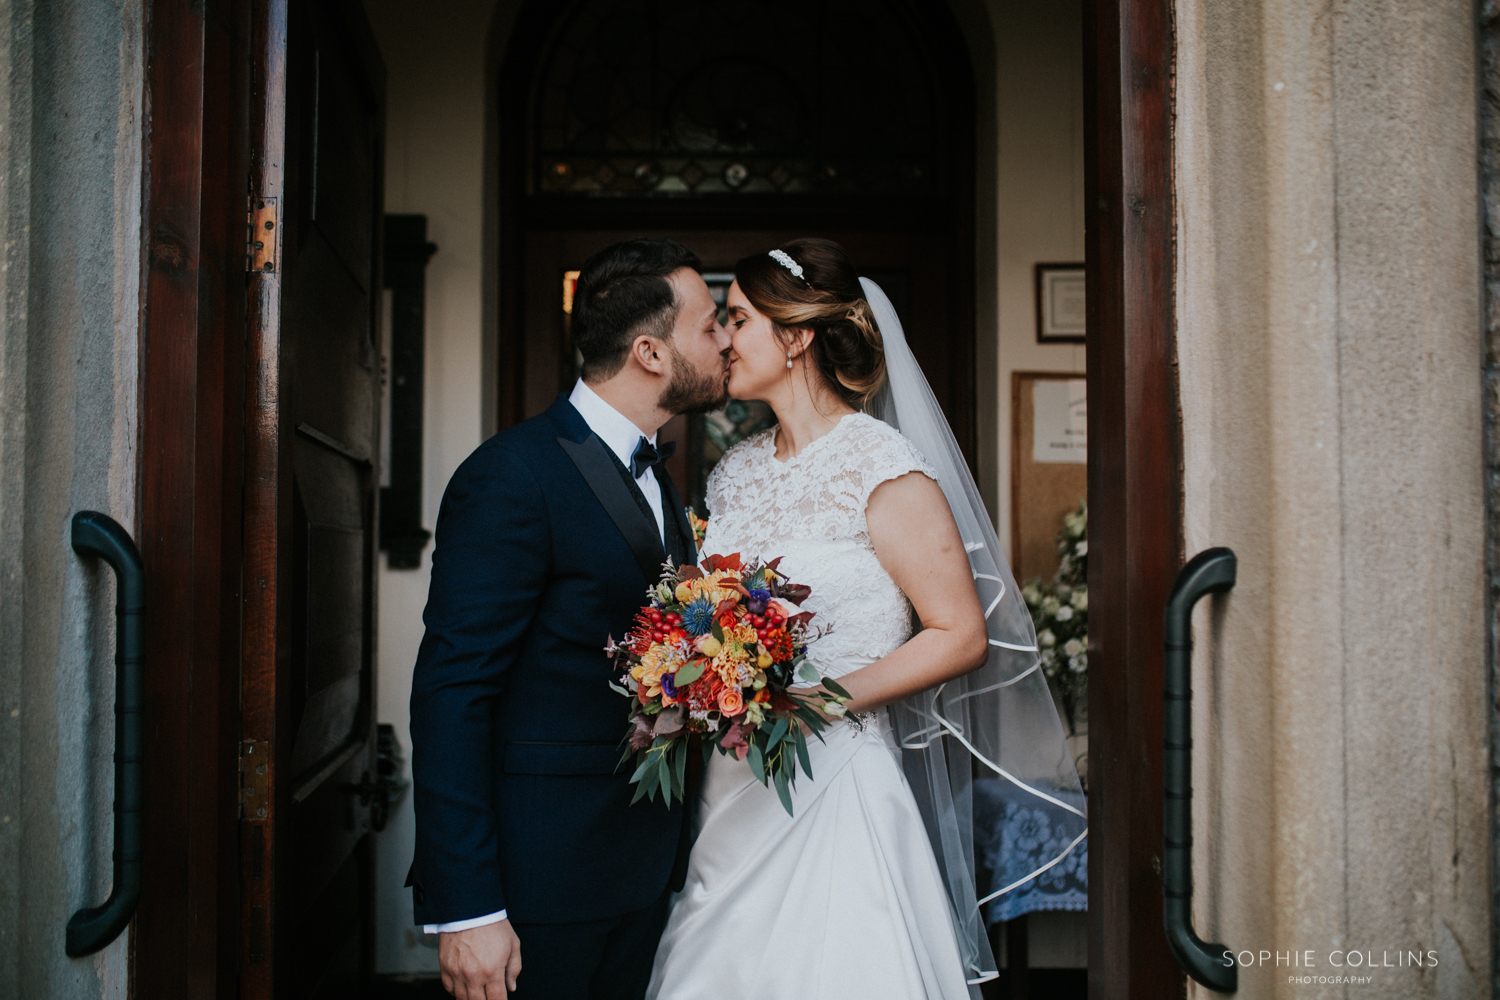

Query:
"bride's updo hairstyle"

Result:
[[733, 238, 885, 408]]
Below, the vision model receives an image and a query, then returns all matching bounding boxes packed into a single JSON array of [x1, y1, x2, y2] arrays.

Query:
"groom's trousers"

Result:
[[509, 891, 670, 1000]]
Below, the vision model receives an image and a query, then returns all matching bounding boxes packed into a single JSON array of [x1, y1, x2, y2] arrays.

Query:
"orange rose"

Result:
[[717, 685, 746, 717]]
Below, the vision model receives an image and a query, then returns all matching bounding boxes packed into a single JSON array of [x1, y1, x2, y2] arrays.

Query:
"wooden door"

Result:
[[1084, 0, 1183, 996], [242, 1, 386, 996]]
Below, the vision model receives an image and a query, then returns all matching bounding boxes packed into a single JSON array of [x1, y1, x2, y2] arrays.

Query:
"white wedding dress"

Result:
[[647, 412, 973, 1000]]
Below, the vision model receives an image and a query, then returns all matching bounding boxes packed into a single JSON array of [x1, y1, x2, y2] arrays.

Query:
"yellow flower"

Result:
[[757, 651, 773, 669], [699, 636, 722, 658], [686, 570, 740, 606], [675, 583, 694, 603]]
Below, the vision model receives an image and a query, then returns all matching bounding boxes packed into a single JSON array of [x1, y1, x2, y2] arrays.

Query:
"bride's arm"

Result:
[[804, 471, 990, 714]]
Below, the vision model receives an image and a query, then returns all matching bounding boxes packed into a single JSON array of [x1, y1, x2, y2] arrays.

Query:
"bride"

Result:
[[647, 240, 1085, 999]]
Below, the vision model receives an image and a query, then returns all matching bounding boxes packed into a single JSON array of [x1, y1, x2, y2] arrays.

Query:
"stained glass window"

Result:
[[531, 0, 950, 198]]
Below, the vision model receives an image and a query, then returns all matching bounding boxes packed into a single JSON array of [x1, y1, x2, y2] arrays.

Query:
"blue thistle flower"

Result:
[[681, 597, 715, 636]]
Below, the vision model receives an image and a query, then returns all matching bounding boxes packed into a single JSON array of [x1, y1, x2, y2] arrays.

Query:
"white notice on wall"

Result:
[[1033, 379, 1087, 463]]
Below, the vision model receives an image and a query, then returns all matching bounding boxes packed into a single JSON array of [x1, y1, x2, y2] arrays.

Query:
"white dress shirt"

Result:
[[423, 378, 666, 935], [566, 378, 666, 540]]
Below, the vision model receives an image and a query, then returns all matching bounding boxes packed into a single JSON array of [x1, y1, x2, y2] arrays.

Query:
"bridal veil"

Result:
[[861, 277, 1088, 989]]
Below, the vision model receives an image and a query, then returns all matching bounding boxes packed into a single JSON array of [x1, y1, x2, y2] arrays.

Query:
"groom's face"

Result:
[[657, 268, 731, 415]]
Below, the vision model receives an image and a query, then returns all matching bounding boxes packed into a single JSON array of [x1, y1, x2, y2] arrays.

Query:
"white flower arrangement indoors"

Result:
[[1021, 501, 1088, 733]]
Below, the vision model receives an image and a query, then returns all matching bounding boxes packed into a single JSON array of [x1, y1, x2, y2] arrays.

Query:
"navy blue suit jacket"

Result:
[[407, 395, 694, 926]]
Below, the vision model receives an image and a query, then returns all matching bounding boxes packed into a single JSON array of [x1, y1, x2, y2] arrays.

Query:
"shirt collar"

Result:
[[568, 378, 655, 471]]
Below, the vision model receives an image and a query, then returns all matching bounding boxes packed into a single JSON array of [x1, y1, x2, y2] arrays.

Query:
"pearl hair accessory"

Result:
[[768, 249, 809, 284]]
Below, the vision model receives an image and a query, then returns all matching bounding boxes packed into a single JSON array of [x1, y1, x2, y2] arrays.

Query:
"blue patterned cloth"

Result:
[[973, 778, 1088, 924]]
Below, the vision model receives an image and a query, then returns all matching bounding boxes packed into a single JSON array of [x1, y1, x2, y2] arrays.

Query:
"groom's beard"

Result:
[[659, 343, 730, 415]]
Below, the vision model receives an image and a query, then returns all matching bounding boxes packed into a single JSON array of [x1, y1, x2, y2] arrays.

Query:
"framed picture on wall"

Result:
[[1034, 262, 1086, 343]]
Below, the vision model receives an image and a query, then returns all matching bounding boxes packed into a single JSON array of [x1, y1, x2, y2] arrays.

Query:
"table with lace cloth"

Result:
[[973, 778, 1088, 924]]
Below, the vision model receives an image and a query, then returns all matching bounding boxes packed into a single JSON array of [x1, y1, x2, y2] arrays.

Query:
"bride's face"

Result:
[[725, 280, 791, 401]]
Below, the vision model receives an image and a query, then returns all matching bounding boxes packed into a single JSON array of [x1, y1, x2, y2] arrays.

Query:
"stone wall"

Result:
[[1176, 0, 1489, 996], [0, 1, 143, 996]]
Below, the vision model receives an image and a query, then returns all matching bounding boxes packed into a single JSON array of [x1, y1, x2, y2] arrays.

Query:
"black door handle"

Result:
[[1163, 547, 1237, 991], [65, 512, 144, 958]]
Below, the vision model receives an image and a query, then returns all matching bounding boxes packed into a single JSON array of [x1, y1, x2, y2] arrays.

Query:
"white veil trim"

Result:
[[860, 278, 1088, 994]]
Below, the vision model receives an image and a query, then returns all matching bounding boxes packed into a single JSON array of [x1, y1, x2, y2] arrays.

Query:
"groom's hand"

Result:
[[439, 919, 522, 998]]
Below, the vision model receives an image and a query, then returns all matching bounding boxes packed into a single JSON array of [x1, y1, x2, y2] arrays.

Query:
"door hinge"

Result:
[[247, 198, 277, 273], [240, 739, 271, 820]]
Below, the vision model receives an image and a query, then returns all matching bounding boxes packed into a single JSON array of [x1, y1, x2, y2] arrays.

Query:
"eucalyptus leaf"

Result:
[[674, 659, 706, 686], [712, 619, 725, 643], [674, 741, 688, 798], [773, 768, 794, 816], [797, 661, 822, 684], [769, 716, 790, 746], [747, 742, 766, 784], [822, 676, 852, 700], [794, 729, 813, 778], [659, 754, 674, 803]]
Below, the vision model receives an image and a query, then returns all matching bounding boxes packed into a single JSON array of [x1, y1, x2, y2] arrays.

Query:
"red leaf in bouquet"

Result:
[[780, 583, 812, 603], [628, 714, 654, 751], [769, 691, 797, 713], [766, 556, 784, 574], [715, 552, 744, 572], [678, 565, 704, 581]]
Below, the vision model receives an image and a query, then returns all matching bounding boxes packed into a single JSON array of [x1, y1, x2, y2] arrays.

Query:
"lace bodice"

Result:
[[702, 412, 938, 673]]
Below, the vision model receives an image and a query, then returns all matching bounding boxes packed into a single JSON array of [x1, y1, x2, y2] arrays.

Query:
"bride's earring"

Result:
[[786, 352, 794, 369]]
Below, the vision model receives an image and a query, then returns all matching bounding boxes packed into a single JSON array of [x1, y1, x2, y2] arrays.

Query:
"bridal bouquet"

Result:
[[606, 552, 850, 815]]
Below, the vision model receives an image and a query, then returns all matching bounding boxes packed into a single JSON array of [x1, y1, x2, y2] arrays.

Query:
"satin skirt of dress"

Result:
[[646, 657, 973, 1000]]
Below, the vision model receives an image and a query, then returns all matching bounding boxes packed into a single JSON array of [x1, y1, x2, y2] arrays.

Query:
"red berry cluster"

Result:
[[634, 607, 683, 648]]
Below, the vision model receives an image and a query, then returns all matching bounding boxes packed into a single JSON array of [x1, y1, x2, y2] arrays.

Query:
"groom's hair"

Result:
[[573, 237, 702, 381]]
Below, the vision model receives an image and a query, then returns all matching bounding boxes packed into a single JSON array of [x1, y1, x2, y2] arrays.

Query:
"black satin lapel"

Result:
[[657, 470, 697, 566], [558, 435, 664, 583]]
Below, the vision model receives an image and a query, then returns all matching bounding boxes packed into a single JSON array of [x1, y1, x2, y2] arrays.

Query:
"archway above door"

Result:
[[495, 0, 978, 503]]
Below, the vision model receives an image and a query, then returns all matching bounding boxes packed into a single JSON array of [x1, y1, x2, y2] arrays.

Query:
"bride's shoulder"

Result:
[[836, 413, 939, 484]]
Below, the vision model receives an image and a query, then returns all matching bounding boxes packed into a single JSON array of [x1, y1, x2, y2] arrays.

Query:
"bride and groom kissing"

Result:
[[408, 236, 1068, 999]]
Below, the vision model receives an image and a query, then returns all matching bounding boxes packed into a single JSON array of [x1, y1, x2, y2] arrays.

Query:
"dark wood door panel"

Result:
[[309, 39, 379, 292], [291, 229, 379, 455], [242, 0, 384, 996]]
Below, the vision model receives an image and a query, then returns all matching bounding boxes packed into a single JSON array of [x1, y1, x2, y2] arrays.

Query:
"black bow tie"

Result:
[[630, 437, 676, 479]]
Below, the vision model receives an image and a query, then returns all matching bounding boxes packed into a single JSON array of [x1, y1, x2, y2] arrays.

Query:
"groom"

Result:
[[407, 238, 729, 999]]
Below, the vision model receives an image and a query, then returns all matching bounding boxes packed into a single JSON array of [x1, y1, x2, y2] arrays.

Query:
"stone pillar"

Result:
[[1176, 0, 1489, 996], [0, 1, 143, 996]]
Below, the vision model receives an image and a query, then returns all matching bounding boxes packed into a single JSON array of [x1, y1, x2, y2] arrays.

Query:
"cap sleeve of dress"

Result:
[[845, 414, 939, 514]]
